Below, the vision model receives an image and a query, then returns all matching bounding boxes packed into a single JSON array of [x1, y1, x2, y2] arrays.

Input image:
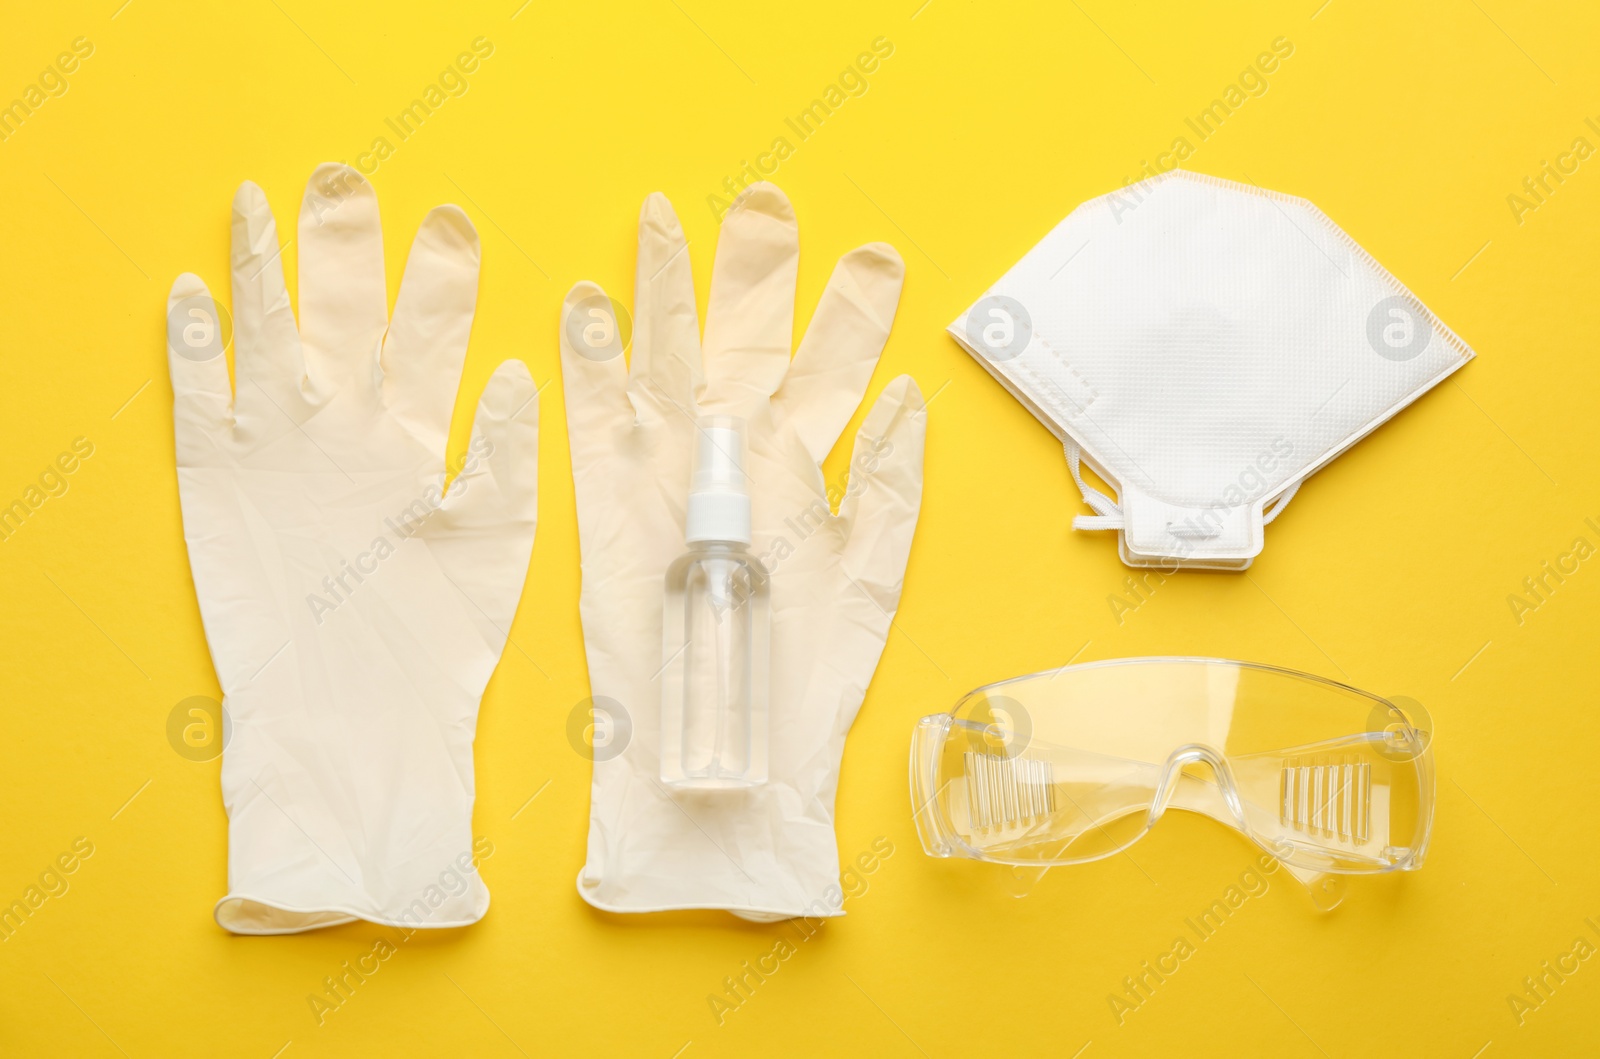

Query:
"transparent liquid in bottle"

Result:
[[661, 543, 770, 788]]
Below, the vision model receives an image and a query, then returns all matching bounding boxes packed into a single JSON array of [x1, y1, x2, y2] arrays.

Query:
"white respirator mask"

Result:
[[950, 171, 1473, 570]]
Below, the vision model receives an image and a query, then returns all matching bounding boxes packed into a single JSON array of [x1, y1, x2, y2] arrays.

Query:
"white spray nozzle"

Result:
[[686, 415, 751, 545]]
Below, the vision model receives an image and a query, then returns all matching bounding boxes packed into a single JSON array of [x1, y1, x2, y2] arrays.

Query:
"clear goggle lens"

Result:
[[912, 658, 1433, 879]]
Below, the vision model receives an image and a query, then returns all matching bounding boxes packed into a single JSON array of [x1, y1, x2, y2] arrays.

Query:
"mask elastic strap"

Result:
[[1068, 438, 1304, 530], [1063, 439, 1124, 531], [1261, 479, 1302, 524]]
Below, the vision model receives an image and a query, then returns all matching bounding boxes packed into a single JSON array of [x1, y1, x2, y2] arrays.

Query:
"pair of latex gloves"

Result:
[[168, 165, 924, 932]]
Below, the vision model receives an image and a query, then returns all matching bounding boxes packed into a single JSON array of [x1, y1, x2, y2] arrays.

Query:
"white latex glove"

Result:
[[167, 164, 538, 934], [561, 183, 925, 919]]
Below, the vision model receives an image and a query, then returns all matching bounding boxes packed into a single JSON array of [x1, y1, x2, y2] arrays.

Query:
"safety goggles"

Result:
[[911, 658, 1433, 908]]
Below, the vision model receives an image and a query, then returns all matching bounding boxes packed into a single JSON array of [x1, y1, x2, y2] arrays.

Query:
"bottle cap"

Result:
[[686, 415, 751, 545]]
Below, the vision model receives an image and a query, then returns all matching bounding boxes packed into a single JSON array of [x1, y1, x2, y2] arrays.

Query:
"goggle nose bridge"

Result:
[[1148, 743, 1250, 833]]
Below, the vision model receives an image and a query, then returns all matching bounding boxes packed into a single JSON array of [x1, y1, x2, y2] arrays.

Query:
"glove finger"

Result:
[[701, 183, 797, 412], [447, 358, 538, 526], [773, 242, 904, 463], [382, 204, 480, 465], [558, 281, 632, 465], [297, 163, 388, 389], [837, 375, 926, 617], [166, 272, 233, 461], [629, 193, 702, 415], [229, 181, 309, 423], [432, 359, 539, 643]]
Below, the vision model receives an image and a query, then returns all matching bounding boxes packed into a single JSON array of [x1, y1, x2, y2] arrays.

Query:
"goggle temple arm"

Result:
[[1271, 850, 1347, 912], [911, 714, 956, 857]]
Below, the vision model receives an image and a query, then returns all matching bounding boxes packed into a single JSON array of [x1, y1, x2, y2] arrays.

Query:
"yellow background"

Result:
[[1, 0, 1596, 1055]]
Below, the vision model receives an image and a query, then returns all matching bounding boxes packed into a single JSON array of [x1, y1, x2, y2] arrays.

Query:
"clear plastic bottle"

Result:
[[660, 416, 770, 789]]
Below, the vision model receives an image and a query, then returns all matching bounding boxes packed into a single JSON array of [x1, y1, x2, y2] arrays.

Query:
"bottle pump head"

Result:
[[686, 415, 751, 545]]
